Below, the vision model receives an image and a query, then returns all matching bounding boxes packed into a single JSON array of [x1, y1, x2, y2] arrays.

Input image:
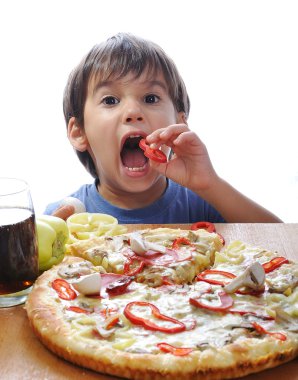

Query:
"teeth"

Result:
[[126, 165, 146, 172], [128, 134, 142, 138]]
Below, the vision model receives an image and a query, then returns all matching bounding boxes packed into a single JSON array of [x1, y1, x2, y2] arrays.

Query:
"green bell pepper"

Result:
[[36, 215, 69, 271]]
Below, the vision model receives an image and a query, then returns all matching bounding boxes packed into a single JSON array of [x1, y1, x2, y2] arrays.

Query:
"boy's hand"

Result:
[[147, 124, 282, 223], [146, 124, 218, 194], [52, 205, 75, 221]]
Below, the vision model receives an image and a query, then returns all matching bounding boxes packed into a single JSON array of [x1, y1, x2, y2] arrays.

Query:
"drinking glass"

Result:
[[0, 178, 38, 307]]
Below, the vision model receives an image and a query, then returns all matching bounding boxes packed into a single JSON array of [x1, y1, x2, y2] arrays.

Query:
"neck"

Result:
[[97, 178, 167, 209]]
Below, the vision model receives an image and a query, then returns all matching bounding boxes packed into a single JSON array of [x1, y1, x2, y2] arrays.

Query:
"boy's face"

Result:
[[75, 70, 184, 201]]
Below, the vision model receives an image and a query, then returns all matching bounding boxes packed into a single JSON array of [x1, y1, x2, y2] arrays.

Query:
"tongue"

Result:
[[121, 148, 147, 168]]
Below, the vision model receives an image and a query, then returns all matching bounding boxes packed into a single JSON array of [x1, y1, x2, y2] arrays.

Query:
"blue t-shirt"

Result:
[[44, 180, 225, 224]]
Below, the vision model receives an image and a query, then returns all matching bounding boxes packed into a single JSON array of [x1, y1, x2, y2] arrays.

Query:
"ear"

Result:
[[177, 112, 188, 125], [67, 117, 88, 152]]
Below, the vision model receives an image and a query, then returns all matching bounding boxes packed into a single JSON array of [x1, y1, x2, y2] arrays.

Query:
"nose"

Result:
[[126, 115, 143, 123], [122, 100, 144, 124]]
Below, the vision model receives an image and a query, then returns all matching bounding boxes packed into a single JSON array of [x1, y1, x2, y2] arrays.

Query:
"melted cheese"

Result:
[[47, 240, 298, 356]]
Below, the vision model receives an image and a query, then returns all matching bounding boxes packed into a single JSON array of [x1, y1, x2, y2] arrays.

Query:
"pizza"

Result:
[[67, 226, 223, 286], [26, 226, 298, 380]]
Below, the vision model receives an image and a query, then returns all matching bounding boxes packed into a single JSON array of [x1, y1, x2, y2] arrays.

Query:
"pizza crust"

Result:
[[26, 254, 298, 380]]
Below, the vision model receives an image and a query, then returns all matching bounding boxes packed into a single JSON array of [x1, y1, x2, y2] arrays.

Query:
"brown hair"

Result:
[[63, 33, 190, 178]]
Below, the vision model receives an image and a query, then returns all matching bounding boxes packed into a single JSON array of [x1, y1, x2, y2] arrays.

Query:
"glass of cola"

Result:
[[0, 178, 38, 307]]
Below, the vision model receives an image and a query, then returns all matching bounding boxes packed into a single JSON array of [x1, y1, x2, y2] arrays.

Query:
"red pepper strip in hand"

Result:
[[171, 237, 192, 250], [52, 279, 77, 300], [190, 221, 216, 233], [124, 301, 186, 333], [252, 322, 287, 341], [262, 257, 289, 274], [196, 269, 236, 286], [124, 257, 145, 276], [157, 342, 193, 356], [189, 291, 234, 311], [139, 139, 167, 163]]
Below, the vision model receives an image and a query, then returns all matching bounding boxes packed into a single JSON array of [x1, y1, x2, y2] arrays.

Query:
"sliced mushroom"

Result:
[[58, 261, 93, 279], [224, 262, 265, 293], [129, 232, 166, 256], [129, 233, 147, 254], [72, 272, 102, 295]]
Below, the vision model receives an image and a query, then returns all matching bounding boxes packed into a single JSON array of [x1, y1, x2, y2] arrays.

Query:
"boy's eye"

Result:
[[102, 96, 119, 105], [144, 94, 160, 103]]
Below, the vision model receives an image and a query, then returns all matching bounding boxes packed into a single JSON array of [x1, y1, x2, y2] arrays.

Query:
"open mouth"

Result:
[[120, 135, 148, 171]]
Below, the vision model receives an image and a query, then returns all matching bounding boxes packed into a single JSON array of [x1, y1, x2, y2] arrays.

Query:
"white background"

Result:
[[0, 0, 297, 220]]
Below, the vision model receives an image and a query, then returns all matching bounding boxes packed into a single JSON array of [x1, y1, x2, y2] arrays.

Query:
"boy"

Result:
[[45, 33, 281, 223]]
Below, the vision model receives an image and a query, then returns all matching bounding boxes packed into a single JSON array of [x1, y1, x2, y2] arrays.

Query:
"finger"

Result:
[[159, 124, 189, 141], [173, 131, 201, 146], [52, 205, 75, 221], [147, 124, 188, 146]]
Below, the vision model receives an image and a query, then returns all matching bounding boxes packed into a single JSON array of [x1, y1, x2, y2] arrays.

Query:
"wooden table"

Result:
[[1, 223, 298, 380]]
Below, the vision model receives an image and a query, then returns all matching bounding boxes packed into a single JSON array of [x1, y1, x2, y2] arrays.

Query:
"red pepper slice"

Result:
[[252, 322, 287, 341], [66, 306, 90, 314], [190, 221, 216, 233], [171, 237, 192, 250], [196, 269, 236, 286], [189, 291, 234, 311], [157, 342, 193, 356], [105, 314, 120, 330], [123, 257, 145, 276], [139, 139, 167, 163], [262, 257, 289, 273], [124, 301, 186, 333], [52, 279, 77, 300]]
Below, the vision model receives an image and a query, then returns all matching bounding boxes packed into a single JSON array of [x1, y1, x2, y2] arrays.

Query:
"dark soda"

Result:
[[0, 207, 38, 295]]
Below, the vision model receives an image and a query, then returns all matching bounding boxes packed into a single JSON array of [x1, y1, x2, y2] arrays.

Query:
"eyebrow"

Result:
[[91, 79, 168, 96], [92, 81, 113, 96]]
